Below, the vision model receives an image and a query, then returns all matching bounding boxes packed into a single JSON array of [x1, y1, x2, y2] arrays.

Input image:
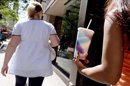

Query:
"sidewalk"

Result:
[[0, 72, 66, 86], [0, 40, 67, 86]]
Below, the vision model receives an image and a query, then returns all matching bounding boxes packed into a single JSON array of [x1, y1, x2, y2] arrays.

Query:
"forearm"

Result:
[[3, 42, 17, 66], [80, 65, 115, 85]]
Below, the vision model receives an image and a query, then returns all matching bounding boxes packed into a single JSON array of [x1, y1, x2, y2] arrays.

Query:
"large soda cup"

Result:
[[74, 27, 94, 60]]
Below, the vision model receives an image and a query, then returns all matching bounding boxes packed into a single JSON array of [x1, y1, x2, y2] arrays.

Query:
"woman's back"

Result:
[[19, 20, 51, 42], [9, 20, 57, 77]]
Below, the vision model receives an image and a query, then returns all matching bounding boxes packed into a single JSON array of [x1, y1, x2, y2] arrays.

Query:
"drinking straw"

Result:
[[86, 19, 92, 29]]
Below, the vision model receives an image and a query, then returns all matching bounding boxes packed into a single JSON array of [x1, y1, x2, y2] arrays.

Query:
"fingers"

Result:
[[1, 68, 5, 76], [1, 66, 8, 76], [77, 52, 81, 61], [76, 59, 86, 70], [84, 59, 89, 64], [77, 52, 88, 60], [72, 52, 90, 71]]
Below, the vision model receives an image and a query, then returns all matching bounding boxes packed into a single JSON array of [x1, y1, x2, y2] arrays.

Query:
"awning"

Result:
[[44, 0, 73, 17]]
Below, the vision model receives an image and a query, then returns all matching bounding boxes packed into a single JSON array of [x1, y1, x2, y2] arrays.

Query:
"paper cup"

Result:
[[74, 27, 94, 60]]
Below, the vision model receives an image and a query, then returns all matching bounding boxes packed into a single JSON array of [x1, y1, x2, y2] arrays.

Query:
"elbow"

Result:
[[51, 39, 60, 47], [105, 71, 121, 85], [58, 39, 60, 45], [56, 39, 60, 46], [108, 76, 120, 85], [55, 38, 60, 46]]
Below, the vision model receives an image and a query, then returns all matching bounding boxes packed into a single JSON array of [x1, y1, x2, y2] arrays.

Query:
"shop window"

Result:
[[54, 0, 81, 77]]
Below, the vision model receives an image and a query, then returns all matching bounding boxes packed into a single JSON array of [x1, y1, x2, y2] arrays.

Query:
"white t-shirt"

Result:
[[8, 20, 56, 77]]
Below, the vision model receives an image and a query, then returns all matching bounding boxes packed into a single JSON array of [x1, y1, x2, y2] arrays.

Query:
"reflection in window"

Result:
[[56, 0, 81, 77]]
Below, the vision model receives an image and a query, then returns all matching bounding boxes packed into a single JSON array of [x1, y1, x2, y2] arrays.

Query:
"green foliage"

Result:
[[0, 8, 18, 20], [22, 0, 28, 3], [59, 0, 81, 50], [0, 0, 19, 27], [61, 0, 80, 37], [0, 20, 6, 27]]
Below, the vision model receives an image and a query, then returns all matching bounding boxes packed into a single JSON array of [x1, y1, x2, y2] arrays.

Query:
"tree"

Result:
[[0, 0, 27, 28], [60, 0, 80, 48], [0, 12, 2, 19], [0, 0, 18, 28]]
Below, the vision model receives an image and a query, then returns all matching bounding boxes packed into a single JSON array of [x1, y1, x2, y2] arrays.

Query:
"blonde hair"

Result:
[[27, 1, 43, 18]]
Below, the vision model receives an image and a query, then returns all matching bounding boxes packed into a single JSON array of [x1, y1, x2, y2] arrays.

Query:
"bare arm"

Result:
[[1, 35, 20, 76], [75, 17, 124, 85], [49, 34, 60, 47]]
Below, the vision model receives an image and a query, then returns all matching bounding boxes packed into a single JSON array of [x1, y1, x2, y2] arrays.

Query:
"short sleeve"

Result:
[[49, 24, 57, 35], [12, 23, 22, 35]]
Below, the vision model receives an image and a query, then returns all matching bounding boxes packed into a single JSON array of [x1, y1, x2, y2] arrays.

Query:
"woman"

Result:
[[74, 0, 130, 86], [1, 1, 60, 86]]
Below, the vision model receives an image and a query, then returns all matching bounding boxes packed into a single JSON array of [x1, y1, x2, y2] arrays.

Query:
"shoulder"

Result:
[[43, 21, 54, 27], [105, 8, 118, 21], [15, 20, 29, 26]]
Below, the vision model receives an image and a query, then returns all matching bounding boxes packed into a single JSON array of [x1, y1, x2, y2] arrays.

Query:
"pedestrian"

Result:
[[74, 0, 130, 86], [1, 1, 60, 86]]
